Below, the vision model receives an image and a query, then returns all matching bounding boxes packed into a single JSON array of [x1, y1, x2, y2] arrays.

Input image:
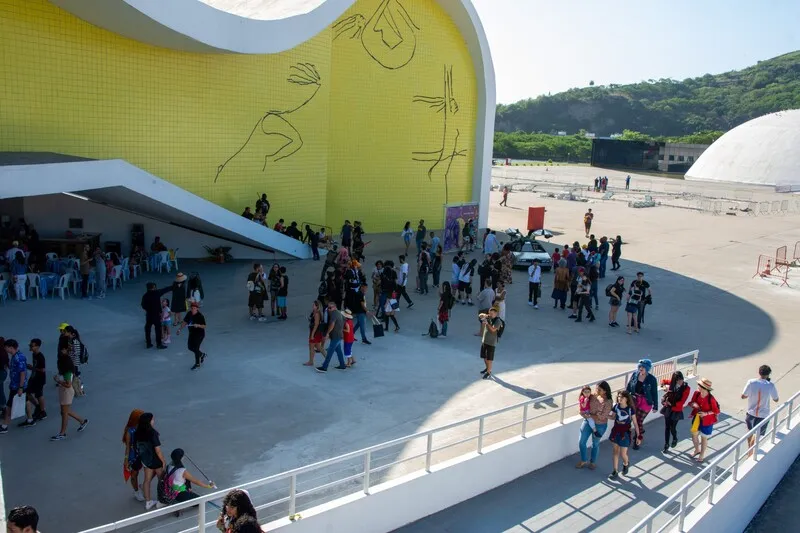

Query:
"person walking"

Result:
[[626, 358, 658, 450], [611, 235, 623, 271], [170, 273, 188, 325], [135, 412, 166, 509], [371, 260, 383, 310], [21, 338, 46, 425], [527, 259, 542, 308], [625, 175, 631, 190], [50, 346, 88, 441], [625, 277, 643, 334], [576, 381, 613, 470], [247, 263, 267, 322], [431, 244, 443, 288], [340, 220, 353, 252], [415, 219, 426, 256], [141, 282, 173, 349], [123, 408, 146, 502], [161, 299, 172, 344], [342, 309, 356, 367], [689, 378, 720, 463], [401, 222, 413, 256], [661, 371, 690, 453], [396, 255, 415, 308], [79, 244, 92, 299], [607, 276, 625, 327], [632, 272, 652, 328], [583, 209, 594, 238], [598, 236, 609, 279], [381, 292, 400, 333], [305, 300, 327, 366], [268, 264, 281, 317], [217, 489, 258, 533], [351, 283, 373, 345], [64, 326, 86, 396], [478, 306, 502, 380], [438, 282, 455, 337], [483, 230, 499, 255], [317, 302, 347, 373], [499, 186, 509, 206], [93, 247, 107, 299], [551, 259, 569, 310], [608, 391, 639, 480], [177, 302, 207, 370], [574, 270, 595, 323], [0, 339, 28, 434], [742, 365, 779, 457]]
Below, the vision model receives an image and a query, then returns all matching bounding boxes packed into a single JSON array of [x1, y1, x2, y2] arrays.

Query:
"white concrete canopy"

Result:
[[686, 109, 800, 188], [48, 0, 495, 228], [0, 158, 313, 258]]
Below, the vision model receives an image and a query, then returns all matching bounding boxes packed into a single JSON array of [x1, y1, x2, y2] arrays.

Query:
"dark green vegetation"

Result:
[[493, 51, 800, 160]]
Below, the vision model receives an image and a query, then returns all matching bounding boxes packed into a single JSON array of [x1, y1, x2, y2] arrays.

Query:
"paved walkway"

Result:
[[396, 415, 747, 533]]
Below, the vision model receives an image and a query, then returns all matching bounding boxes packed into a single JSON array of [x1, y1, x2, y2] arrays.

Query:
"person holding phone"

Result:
[[478, 306, 502, 380]]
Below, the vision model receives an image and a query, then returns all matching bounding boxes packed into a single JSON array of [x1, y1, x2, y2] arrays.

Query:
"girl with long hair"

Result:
[[122, 408, 145, 501], [136, 412, 166, 510], [217, 489, 258, 533], [608, 390, 639, 480], [438, 282, 455, 337], [661, 371, 690, 453], [305, 300, 327, 366], [159, 448, 215, 506], [401, 221, 413, 256], [50, 347, 88, 442], [576, 380, 613, 471]]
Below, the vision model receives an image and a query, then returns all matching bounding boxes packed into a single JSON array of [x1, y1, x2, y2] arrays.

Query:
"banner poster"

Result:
[[443, 203, 479, 252]]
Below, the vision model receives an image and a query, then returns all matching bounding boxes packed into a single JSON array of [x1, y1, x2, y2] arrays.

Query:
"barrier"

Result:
[[628, 390, 800, 533], [775, 245, 789, 272], [80, 352, 699, 533], [794, 241, 800, 263], [753, 254, 788, 287]]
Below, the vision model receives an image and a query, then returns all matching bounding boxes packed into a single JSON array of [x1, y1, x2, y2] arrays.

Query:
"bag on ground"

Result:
[[428, 319, 439, 338]]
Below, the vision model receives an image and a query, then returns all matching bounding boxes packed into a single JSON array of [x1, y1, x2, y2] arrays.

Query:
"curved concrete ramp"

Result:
[[0, 156, 314, 258]]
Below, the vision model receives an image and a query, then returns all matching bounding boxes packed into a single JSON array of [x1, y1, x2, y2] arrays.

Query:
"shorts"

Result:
[[746, 413, 767, 436], [248, 292, 265, 309], [277, 296, 287, 307], [128, 458, 143, 471], [459, 281, 472, 294], [698, 423, 714, 436], [27, 380, 45, 399], [609, 297, 621, 307], [609, 430, 632, 448], [58, 384, 75, 406], [344, 341, 354, 357], [6, 388, 25, 408], [480, 343, 496, 361], [143, 457, 164, 471], [625, 302, 640, 314]]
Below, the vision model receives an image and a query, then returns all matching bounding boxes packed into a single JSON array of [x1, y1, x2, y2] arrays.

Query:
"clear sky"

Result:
[[471, 0, 800, 104]]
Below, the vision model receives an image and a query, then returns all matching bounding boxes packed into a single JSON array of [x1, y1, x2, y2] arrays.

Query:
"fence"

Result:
[[81, 351, 699, 533], [775, 246, 789, 271], [628, 389, 800, 533], [753, 255, 788, 287], [795, 241, 800, 263]]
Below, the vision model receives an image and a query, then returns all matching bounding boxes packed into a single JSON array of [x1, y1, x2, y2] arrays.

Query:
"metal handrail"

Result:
[[80, 351, 698, 533], [628, 389, 800, 533]]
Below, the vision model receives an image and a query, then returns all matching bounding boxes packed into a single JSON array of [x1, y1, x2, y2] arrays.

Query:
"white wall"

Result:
[[683, 421, 800, 533], [265, 378, 695, 533], [22, 194, 283, 260]]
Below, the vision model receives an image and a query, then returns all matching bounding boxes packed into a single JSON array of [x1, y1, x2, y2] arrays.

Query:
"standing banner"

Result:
[[443, 203, 479, 252]]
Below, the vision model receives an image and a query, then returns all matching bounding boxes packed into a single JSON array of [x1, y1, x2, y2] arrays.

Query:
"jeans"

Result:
[[579, 420, 607, 463], [0, 370, 6, 409], [419, 272, 429, 294], [353, 312, 368, 342], [321, 338, 345, 369], [599, 256, 608, 278], [528, 282, 540, 304], [14, 274, 27, 300], [439, 320, 448, 336], [378, 291, 390, 315], [590, 281, 598, 307], [311, 243, 320, 260]]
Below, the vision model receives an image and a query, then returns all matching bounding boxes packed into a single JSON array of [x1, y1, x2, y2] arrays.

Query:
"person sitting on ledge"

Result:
[[241, 207, 254, 220]]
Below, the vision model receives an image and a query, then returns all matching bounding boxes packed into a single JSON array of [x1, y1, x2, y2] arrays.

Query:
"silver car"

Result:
[[511, 241, 552, 271]]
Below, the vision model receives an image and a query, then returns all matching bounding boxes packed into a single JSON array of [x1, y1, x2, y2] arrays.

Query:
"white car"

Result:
[[511, 241, 552, 271]]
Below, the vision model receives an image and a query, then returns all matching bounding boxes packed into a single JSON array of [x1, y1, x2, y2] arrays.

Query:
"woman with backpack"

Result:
[[158, 448, 215, 507], [136, 412, 167, 510], [122, 409, 145, 502], [626, 359, 659, 450], [689, 378, 720, 463], [438, 282, 455, 337], [661, 371, 691, 453]]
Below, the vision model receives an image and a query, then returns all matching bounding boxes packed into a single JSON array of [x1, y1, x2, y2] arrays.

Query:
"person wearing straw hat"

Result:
[[689, 377, 720, 463], [171, 273, 189, 325]]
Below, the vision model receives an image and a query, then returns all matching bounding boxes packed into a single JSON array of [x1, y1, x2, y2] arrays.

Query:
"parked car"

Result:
[[511, 240, 552, 271]]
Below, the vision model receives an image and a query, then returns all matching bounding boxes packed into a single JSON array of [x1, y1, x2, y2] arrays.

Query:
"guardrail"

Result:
[[81, 351, 698, 533], [629, 389, 800, 533]]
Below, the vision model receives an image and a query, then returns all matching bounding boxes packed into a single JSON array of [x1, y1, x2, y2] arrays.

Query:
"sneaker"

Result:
[[480, 368, 488, 375], [134, 491, 145, 502], [482, 372, 492, 380], [258, 316, 267, 322], [622, 464, 629, 476], [361, 339, 372, 345], [467, 301, 474, 306], [671, 438, 678, 448], [156, 502, 166, 509], [35, 411, 48, 421], [316, 367, 327, 373], [608, 471, 619, 480], [528, 301, 534, 306], [0, 425, 8, 434], [145, 500, 157, 510], [78, 419, 89, 432], [50, 433, 66, 441], [407, 302, 414, 309], [534, 305, 539, 309], [18, 419, 36, 428], [334, 365, 348, 370], [157, 345, 167, 350], [163, 337, 171, 345], [574, 319, 582, 323], [249, 315, 257, 321], [663, 444, 669, 453], [201, 352, 207, 363], [567, 314, 577, 319], [190, 364, 200, 370], [146, 344, 154, 349]]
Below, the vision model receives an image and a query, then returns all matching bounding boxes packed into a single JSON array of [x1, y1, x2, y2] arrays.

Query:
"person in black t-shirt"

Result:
[[631, 272, 652, 328], [246, 264, 267, 322], [177, 302, 207, 370], [276, 266, 289, 320], [268, 264, 281, 316], [25, 338, 47, 423]]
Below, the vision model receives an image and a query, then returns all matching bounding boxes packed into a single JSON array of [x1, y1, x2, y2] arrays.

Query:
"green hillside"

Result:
[[495, 51, 800, 137]]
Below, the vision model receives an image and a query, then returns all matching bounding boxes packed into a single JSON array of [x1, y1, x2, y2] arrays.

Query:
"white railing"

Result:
[[81, 351, 698, 533], [629, 389, 800, 533]]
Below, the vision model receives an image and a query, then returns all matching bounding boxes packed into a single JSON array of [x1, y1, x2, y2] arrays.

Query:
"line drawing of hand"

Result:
[[412, 65, 467, 203], [333, 0, 419, 70], [215, 63, 322, 183]]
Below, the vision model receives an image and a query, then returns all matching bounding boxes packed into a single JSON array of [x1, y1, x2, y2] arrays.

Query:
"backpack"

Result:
[[428, 319, 439, 338], [79, 342, 89, 364], [495, 318, 505, 340], [136, 439, 155, 467], [157, 466, 181, 505], [318, 280, 328, 298], [605, 284, 614, 297]]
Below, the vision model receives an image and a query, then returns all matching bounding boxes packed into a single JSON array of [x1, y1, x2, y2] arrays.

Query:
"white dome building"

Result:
[[686, 109, 800, 189]]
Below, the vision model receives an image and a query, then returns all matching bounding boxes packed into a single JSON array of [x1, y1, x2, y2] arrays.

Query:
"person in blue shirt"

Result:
[[429, 231, 440, 257], [0, 339, 28, 433]]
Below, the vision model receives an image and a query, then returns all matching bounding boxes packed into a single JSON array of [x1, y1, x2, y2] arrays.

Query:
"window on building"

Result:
[[68, 218, 84, 229], [678, 155, 685, 162], [688, 155, 695, 163], [668, 155, 675, 161]]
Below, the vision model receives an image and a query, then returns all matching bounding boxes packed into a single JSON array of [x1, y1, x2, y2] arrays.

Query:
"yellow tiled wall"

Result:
[[0, 0, 477, 232]]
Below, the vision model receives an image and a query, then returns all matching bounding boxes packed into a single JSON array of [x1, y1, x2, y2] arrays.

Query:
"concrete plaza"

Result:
[[1, 165, 800, 532]]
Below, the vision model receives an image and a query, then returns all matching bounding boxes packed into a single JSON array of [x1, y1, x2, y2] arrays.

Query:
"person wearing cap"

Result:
[[141, 283, 173, 349], [171, 273, 189, 325], [626, 358, 658, 450], [661, 370, 690, 453], [177, 302, 207, 370], [478, 306, 502, 380], [689, 378, 720, 462], [742, 365, 779, 457]]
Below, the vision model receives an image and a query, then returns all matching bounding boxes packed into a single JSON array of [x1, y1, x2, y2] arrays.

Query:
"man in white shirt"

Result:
[[396, 255, 414, 308], [742, 365, 779, 455], [5, 241, 23, 264], [527, 259, 542, 308]]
